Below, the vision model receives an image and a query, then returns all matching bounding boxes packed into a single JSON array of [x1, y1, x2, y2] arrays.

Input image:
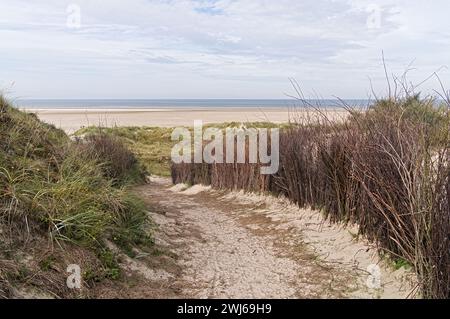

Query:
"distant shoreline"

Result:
[[22, 106, 347, 113], [15, 98, 371, 110], [26, 107, 349, 133]]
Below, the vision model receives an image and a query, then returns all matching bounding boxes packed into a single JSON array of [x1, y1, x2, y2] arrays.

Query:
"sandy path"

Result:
[[127, 177, 416, 299]]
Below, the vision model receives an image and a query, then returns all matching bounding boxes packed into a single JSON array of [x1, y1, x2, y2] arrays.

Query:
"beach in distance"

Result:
[[2, 0, 449, 302], [18, 99, 356, 132], [28, 107, 288, 132], [28, 107, 349, 132]]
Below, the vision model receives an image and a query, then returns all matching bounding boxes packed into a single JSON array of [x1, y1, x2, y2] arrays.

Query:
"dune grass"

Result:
[[0, 97, 151, 297], [75, 122, 287, 177], [76, 126, 174, 177]]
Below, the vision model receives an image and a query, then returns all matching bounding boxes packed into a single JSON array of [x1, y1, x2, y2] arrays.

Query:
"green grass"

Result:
[[76, 126, 174, 177], [0, 96, 150, 263], [0, 96, 156, 298], [75, 122, 290, 177], [393, 258, 412, 271]]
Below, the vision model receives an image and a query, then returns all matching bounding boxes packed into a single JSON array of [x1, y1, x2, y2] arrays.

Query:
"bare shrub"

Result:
[[171, 96, 449, 298]]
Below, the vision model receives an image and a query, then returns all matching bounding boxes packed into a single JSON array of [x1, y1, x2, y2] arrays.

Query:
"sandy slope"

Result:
[[124, 177, 417, 299]]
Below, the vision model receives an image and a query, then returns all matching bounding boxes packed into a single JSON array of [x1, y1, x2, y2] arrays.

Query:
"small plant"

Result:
[[97, 249, 121, 280], [393, 259, 412, 270], [38, 255, 57, 271]]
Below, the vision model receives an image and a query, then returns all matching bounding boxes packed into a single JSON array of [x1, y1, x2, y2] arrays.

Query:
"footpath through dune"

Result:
[[122, 176, 416, 299]]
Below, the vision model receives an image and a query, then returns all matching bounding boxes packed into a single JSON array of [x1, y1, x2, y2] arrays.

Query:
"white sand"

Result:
[[218, 190, 418, 298], [24, 107, 349, 133], [137, 178, 417, 299]]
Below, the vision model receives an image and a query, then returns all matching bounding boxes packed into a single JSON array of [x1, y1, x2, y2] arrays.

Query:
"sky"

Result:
[[0, 0, 449, 99]]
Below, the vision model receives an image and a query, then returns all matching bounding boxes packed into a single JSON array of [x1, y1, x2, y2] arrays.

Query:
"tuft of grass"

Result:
[[393, 258, 412, 271], [75, 133, 145, 185], [97, 249, 121, 281]]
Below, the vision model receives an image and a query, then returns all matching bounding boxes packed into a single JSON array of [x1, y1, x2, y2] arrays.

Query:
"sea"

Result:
[[15, 99, 371, 109]]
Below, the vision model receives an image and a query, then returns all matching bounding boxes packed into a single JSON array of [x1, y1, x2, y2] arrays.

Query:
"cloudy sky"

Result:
[[0, 0, 449, 99]]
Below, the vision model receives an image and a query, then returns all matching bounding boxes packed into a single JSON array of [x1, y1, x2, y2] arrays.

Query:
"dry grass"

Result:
[[172, 94, 449, 298], [75, 133, 145, 185]]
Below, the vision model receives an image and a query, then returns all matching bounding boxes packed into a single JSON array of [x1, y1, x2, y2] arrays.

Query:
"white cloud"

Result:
[[0, 0, 449, 98]]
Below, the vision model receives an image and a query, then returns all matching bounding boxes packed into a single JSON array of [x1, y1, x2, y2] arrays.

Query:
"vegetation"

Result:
[[172, 94, 450, 298], [75, 122, 287, 177], [76, 126, 174, 177], [0, 96, 150, 298], [2, 89, 447, 298]]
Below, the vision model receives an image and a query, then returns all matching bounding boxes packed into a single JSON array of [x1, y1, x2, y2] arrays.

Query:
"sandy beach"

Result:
[[25, 107, 349, 133]]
